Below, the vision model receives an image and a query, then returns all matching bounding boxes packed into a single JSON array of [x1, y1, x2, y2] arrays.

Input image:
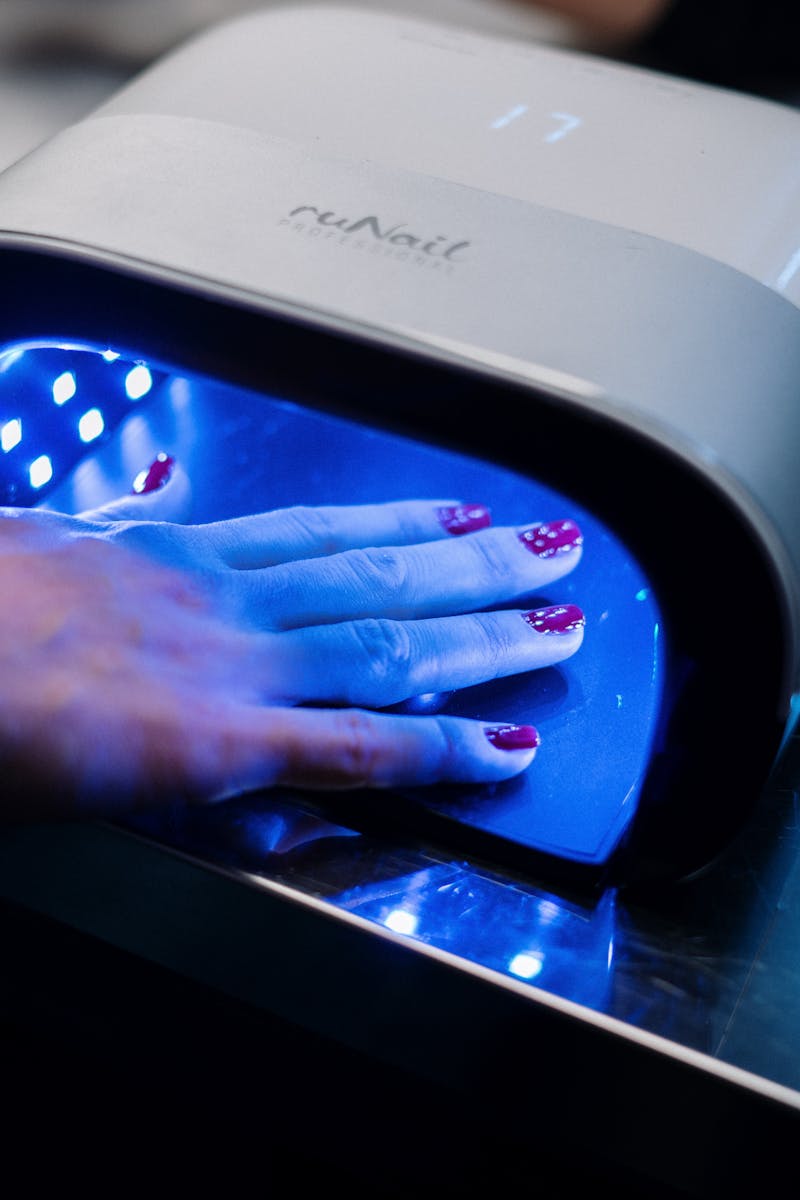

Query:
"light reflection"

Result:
[[536, 899, 560, 925], [52, 371, 77, 406], [0, 348, 24, 373], [327, 862, 617, 1010], [29, 454, 53, 489], [776, 246, 800, 292], [131, 450, 170, 494], [102, 349, 121, 362], [1, 418, 21, 452], [78, 408, 105, 443], [509, 951, 544, 980], [385, 909, 419, 936]]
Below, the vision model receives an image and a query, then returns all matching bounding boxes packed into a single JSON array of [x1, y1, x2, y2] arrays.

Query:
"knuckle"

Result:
[[428, 717, 460, 779], [475, 612, 515, 675], [467, 532, 516, 584], [331, 708, 384, 784], [282, 505, 340, 553], [109, 518, 187, 560], [393, 501, 425, 543], [252, 562, 300, 629], [344, 546, 409, 599], [350, 618, 414, 691]]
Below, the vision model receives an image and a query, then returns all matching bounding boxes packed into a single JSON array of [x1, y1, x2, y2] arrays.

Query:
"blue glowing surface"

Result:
[[1, 340, 665, 871]]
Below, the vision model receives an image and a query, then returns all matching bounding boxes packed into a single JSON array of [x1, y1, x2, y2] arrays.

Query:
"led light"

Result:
[[52, 371, 77, 405], [384, 909, 418, 936], [545, 111, 583, 143], [509, 951, 544, 980], [125, 365, 153, 400], [29, 454, 53, 489], [1, 418, 22, 452], [101, 349, 121, 362], [490, 103, 528, 130], [78, 408, 105, 443]]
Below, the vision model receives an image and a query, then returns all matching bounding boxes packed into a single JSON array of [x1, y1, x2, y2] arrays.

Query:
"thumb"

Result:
[[79, 453, 192, 524]]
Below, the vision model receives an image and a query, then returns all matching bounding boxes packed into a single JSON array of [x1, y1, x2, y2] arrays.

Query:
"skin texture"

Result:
[[0, 466, 585, 822]]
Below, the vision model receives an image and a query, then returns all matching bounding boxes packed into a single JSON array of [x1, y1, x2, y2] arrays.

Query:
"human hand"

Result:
[[0, 455, 585, 821]]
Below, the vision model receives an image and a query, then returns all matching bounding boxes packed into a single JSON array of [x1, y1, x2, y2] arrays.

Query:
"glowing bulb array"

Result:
[[1, 343, 160, 505]]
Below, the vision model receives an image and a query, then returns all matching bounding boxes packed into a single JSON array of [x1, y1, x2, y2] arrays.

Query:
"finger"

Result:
[[194, 499, 491, 569], [243, 518, 583, 629], [77, 453, 192, 524], [200, 706, 542, 799], [3, 700, 540, 819], [263, 603, 585, 706]]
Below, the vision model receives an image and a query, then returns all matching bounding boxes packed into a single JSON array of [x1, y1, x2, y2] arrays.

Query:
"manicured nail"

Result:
[[131, 453, 174, 495], [522, 603, 585, 635], [485, 724, 541, 751], [519, 519, 582, 558], [437, 503, 491, 536]]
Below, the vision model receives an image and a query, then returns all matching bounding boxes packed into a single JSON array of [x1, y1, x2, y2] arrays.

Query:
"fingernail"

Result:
[[522, 603, 585, 635], [437, 503, 491, 536], [519, 519, 582, 558], [131, 453, 174, 495], [485, 724, 541, 751]]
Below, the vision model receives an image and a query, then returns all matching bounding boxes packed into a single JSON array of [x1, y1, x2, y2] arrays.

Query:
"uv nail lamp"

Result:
[[1, 5, 800, 888]]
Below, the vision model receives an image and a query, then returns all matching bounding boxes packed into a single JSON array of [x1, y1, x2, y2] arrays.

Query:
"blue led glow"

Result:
[[1, 343, 169, 507], [29, 454, 53, 489], [545, 111, 583, 143], [1, 418, 21, 453], [777, 690, 800, 756], [78, 408, 105, 443], [125, 365, 153, 400], [490, 103, 529, 130], [1, 337, 664, 890], [1, 343, 170, 506], [52, 371, 76, 406]]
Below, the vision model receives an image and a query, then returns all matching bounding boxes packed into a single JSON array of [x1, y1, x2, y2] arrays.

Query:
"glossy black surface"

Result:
[[117, 729, 800, 1085]]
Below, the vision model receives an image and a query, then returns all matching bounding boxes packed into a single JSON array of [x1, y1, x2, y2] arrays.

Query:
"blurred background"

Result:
[[0, 1, 588, 173], [1, 1, 797, 176], [2, 0, 798, 179]]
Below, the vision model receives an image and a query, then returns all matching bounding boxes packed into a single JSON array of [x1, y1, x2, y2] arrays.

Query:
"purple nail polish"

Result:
[[131, 453, 174, 495], [519, 519, 583, 558], [437, 503, 491, 536], [522, 604, 585, 635], [485, 724, 541, 751]]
